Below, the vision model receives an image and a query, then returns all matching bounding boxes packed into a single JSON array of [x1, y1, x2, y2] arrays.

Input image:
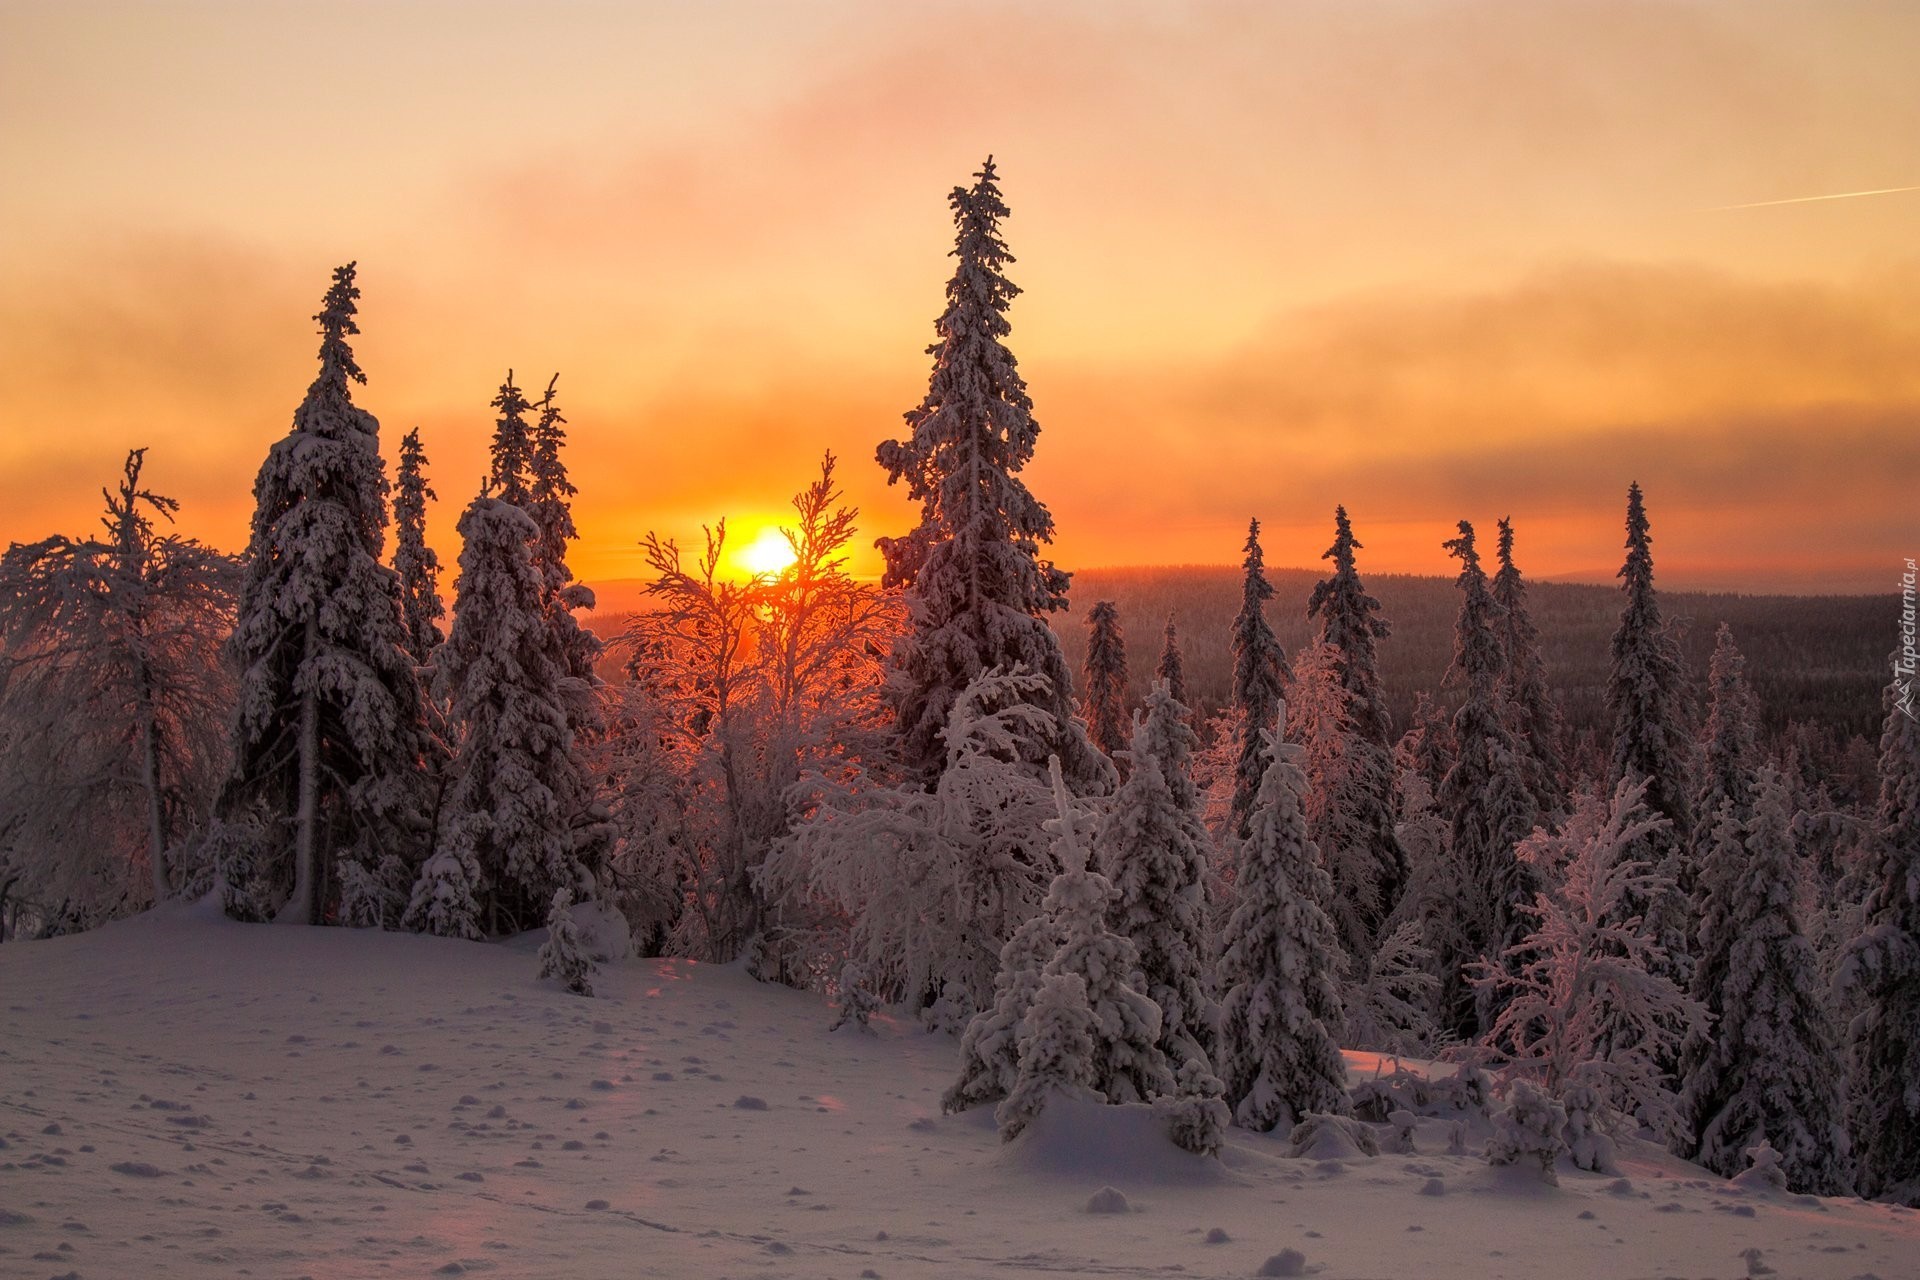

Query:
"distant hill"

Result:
[[582, 566, 1897, 741]]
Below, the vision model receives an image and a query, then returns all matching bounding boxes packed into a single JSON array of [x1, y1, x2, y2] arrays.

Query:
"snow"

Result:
[[3, 905, 1917, 1279]]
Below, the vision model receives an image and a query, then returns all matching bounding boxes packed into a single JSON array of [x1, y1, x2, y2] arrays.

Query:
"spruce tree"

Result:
[[946, 909, 1062, 1113], [1228, 517, 1289, 840], [220, 263, 430, 924], [525, 375, 607, 884], [1288, 641, 1368, 965], [1605, 483, 1693, 977], [1305, 505, 1405, 942], [874, 158, 1109, 794], [1677, 627, 1761, 1050], [1836, 665, 1920, 1205], [528, 374, 604, 696], [538, 887, 597, 997], [1216, 703, 1351, 1133], [997, 971, 1098, 1142], [1690, 624, 1760, 884], [1491, 517, 1566, 815], [994, 760, 1173, 1141], [1033, 760, 1173, 1107], [1397, 691, 1455, 800], [1096, 681, 1217, 1075], [1307, 506, 1391, 746], [392, 427, 444, 664], [1681, 769, 1850, 1195], [1156, 615, 1189, 712], [488, 372, 533, 505], [1082, 600, 1129, 769], [1437, 520, 1539, 1037], [416, 492, 586, 935]]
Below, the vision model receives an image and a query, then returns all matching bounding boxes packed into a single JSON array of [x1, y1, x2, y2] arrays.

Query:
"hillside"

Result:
[[3, 909, 1915, 1279]]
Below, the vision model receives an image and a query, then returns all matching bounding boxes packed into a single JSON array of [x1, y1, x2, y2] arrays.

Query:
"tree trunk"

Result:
[[279, 615, 322, 925]]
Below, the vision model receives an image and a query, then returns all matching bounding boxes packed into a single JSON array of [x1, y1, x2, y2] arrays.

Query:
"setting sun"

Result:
[[735, 525, 797, 578]]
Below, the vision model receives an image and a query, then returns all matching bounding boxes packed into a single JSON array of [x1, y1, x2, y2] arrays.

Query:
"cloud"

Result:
[[5, 233, 1912, 595], [1027, 260, 1920, 588]]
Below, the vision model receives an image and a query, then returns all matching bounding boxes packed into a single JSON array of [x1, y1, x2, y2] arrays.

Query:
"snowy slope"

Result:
[[2, 907, 1915, 1280]]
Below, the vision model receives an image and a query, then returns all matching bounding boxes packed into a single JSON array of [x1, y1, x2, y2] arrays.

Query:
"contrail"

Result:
[[1708, 184, 1920, 211]]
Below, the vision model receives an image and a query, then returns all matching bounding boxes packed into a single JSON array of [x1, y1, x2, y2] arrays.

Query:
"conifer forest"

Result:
[[4, 8, 1917, 1276]]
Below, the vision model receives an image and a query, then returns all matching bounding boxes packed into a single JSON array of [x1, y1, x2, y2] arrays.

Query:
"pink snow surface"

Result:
[[1, 903, 1915, 1278]]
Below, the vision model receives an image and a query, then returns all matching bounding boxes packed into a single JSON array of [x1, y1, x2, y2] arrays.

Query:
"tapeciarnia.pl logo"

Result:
[[1899, 557, 1918, 722]]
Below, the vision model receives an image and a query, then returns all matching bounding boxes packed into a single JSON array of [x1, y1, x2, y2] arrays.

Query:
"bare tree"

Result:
[[0, 449, 235, 929]]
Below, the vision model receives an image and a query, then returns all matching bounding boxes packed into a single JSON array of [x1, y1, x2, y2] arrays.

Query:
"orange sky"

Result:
[[2, 1, 1915, 596]]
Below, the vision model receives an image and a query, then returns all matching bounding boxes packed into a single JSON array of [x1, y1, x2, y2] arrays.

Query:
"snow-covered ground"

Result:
[[3, 907, 1914, 1280]]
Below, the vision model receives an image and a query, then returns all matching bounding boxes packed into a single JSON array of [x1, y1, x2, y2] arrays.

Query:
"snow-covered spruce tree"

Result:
[[1216, 703, 1351, 1133], [391, 428, 444, 664], [388, 426, 454, 899], [1478, 778, 1705, 1144], [219, 263, 431, 924], [1675, 628, 1764, 1110], [777, 667, 1060, 1017], [1228, 517, 1289, 841], [1096, 681, 1217, 1075], [1378, 761, 1452, 1054], [996, 970, 1098, 1142], [1835, 663, 1920, 1205], [487, 372, 534, 505], [1486, 1078, 1566, 1185], [527, 374, 604, 701], [829, 960, 881, 1033], [522, 375, 610, 901], [1437, 520, 1540, 1037], [0, 449, 236, 926], [1082, 600, 1129, 770], [946, 900, 1063, 1112], [1605, 483, 1694, 982], [1492, 517, 1566, 816], [1397, 691, 1455, 800], [1307, 506, 1392, 748], [1287, 641, 1367, 965], [1156, 615, 1189, 713], [1028, 759, 1174, 1103], [537, 886, 596, 996], [411, 492, 585, 936], [1679, 768, 1849, 1194], [874, 158, 1109, 795], [1305, 508, 1405, 941], [1295, 641, 1440, 1056], [1689, 624, 1760, 889], [596, 678, 689, 954], [404, 817, 484, 941]]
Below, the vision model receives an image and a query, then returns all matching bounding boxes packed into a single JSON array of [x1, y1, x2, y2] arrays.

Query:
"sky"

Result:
[[1, 0, 1915, 599]]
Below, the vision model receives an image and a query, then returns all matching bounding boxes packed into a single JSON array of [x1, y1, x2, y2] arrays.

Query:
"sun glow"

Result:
[[735, 525, 798, 578]]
